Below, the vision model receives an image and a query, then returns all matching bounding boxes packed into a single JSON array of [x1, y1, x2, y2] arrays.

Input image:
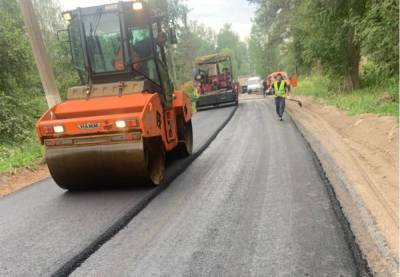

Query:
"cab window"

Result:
[[83, 12, 122, 73], [129, 26, 160, 85]]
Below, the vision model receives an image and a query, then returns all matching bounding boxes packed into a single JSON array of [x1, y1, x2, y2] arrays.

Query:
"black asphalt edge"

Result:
[[288, 113, 373, 277], [51, 106, 238, 277]]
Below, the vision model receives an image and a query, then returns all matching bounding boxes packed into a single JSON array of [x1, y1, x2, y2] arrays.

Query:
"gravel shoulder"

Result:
[[287, 95, 399, 276]]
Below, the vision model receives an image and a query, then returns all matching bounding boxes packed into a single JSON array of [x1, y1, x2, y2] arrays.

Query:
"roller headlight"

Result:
[[115, 120, 127, 128], [53, 125, 64, 133]]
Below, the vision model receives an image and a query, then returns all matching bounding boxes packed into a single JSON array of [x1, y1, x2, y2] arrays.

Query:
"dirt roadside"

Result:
[[287, 96, 399, 276], [0, 162, 49, 197]]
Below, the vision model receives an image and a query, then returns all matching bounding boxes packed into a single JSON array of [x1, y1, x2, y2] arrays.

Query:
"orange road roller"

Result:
[[36, 1, 193, 189]]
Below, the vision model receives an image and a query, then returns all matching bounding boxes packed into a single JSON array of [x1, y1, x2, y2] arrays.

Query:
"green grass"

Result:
[[295, 75, 399, 117], [0, 136, 44, 174]]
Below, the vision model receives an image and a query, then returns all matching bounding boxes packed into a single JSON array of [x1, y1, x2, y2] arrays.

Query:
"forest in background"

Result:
[[0, 0, 398, 172], [248, 0, 398, 87], [247, 0, 399, 116]]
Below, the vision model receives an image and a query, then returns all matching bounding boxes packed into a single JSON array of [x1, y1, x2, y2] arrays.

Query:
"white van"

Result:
[[246, 77, 262, 94]]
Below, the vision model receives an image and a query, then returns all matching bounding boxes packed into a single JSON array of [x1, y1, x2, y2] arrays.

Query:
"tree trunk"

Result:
[[344, 0, 365, 91], [342, 19, 362, 91], [349, 49, 361, 90]]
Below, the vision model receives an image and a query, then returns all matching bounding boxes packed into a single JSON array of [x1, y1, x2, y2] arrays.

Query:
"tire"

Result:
[[144, 139, 165, 185], [174, 117, 193, 158]]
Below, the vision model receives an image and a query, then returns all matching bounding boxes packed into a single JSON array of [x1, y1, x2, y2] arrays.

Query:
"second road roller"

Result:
[[36, 1, 193, 190]]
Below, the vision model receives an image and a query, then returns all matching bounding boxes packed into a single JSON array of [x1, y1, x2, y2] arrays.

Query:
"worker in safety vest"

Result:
[[272, 73, 290, 121]]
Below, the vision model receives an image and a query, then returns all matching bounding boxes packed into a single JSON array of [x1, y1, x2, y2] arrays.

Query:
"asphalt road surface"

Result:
[[72, 100, 357, 277], [0, 106, 235, 277]]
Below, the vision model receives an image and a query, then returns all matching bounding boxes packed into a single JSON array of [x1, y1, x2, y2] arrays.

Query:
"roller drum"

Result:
[[46, 141, 152, 190]]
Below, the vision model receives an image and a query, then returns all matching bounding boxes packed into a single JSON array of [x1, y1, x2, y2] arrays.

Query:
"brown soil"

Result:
[[0, 162, 49, 197], [287, 96, 399, 276]]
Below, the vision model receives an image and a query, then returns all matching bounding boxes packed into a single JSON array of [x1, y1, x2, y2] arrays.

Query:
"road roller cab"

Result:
[[36, 1, 193, 189]]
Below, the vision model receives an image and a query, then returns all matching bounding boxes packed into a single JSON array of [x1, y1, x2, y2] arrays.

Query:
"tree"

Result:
[[0, 0, 45, 142], [0, 0, 78, 143], [173, 21, 217, 84], [217, 24, 250, 77], [358, 0, 399, 79], [247, 0, 398, 90]]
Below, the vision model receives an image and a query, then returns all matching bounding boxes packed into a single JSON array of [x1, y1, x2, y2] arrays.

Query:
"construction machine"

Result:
[[36, 1, 193, 190], [193, 53, 238, 109]]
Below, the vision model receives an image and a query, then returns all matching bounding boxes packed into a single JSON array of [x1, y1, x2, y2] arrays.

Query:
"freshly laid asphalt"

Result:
[[71, 100, 357, 277], [0, 106, 235, 277]]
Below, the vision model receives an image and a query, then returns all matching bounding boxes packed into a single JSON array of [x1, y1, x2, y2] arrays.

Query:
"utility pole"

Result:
[[19, 0, 61, 108], [170, 45, 178, 85]]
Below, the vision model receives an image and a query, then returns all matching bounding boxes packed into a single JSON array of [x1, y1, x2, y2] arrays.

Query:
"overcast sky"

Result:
[[59, 0, 256, 41]]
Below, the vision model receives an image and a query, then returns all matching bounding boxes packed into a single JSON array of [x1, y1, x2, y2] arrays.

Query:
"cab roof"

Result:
[[195, 53, 231, 65]]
